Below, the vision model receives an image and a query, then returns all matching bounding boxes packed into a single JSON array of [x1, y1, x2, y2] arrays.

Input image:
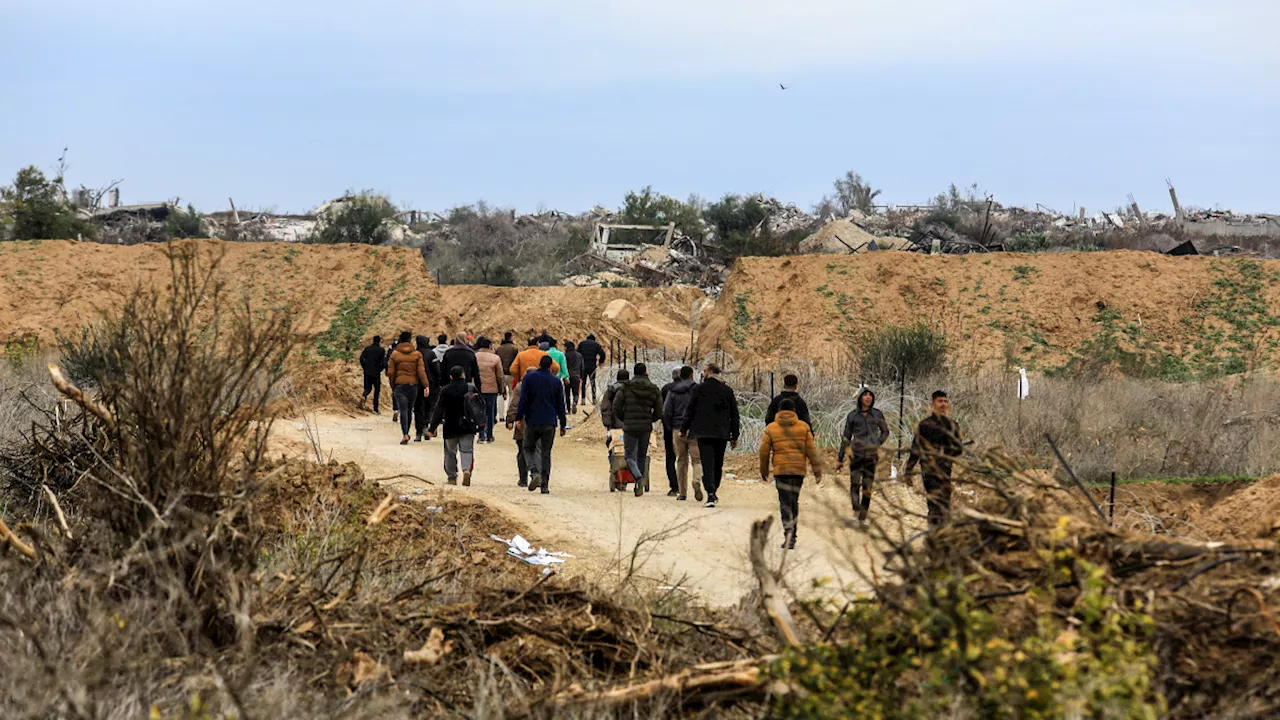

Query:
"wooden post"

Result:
[[896, 369, 906, 463], [769, 372, 775, 400], [1109, 471, 1117, 526]]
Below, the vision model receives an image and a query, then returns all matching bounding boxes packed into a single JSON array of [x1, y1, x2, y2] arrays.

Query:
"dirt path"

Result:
[[276, 410, 922, 606]]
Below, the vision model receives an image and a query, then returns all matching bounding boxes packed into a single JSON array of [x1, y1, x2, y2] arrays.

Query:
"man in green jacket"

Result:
[[546, 339, 571, 409], [613, 363, 664, 494]]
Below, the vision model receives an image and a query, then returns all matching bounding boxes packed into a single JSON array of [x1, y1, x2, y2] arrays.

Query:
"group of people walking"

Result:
[[358, 332, 967, 546]]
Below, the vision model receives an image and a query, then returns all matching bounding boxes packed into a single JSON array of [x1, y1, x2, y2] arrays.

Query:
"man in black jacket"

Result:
[[663, 366, 701, 501], [443, 336, 482, 385], [614, 363, 664, 494], [835, 388, 889, 527], [765, 374, 812, 430], [577, 333, 606, 403], [428, 366, 479, 486], [564, 341, 585, 415], [904, 390, 965, 528], [680, 363, 739, 508], [659, 368, 681, 496], [359, 336, 386, 414]]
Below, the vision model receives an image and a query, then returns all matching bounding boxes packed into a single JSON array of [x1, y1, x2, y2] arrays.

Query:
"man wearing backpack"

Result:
[[428, 366, 484, 486], [358, 335, 386, 414], [613, 363, 664, 495]]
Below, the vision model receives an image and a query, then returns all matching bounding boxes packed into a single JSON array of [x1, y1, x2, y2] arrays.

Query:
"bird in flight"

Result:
[[779, 83, 788, 90]]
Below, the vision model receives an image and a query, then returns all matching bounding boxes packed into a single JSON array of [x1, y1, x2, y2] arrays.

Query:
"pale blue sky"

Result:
[[2, 1, 1277, 215]]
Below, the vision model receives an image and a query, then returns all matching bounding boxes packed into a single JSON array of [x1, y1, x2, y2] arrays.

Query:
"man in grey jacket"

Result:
[[835, 388, 889, 527]]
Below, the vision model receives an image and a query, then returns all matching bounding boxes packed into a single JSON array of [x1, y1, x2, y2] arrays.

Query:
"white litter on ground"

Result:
[[490, 534, 574, 566]]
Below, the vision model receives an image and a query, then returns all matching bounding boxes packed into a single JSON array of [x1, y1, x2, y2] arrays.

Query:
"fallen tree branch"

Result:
[[552, 656, 778, 708], [0, 515, 37, 560], [42, 484, 73, 540], [47, 364, 115, 431], [749, 516, 800, 647]]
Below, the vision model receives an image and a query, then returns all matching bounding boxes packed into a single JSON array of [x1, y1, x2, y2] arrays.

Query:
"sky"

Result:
[[2, 1, 1278, 215]]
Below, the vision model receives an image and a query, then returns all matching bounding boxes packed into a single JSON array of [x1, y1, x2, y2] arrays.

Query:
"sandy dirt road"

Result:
[[276, 409, 924, 606]]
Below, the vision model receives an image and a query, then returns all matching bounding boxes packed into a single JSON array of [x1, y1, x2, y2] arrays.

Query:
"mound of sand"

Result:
[[698, 251, 1280, 370], [798, 219, 879, 254]]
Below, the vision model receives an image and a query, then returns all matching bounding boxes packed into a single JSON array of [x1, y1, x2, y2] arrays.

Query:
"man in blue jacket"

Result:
[[516, 355, 568, 494]]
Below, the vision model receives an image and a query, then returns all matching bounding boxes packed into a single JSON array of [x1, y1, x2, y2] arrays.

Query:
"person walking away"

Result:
[[359, 335, 386, 414], [474, 337, 507, 443], [505, 378, 530, 487], [680, 363, 739, 508], [613, 363, 664, 494], [496, 332, 520, 377], [413, 335, 434, 441], [535, 328, 555, 346], [664, 366, 701, 501], [428, 366, 480, 486], [386, 331, 429, 445], [836, 388, 889, 528], [660, 369, 681, 496], [386, 337, 399, 423], [904, 390, 965, 529], [765, 374, 813, 429], [443, 335, 482, 385], [760, 399, 824, 549], [564, 341, 585, 415], [423, 333, 450, 435], [516, 355, 568, 494], [545, 339, 570, 407], [578, 333, 606, 403], [510, 338, 559, 390], [598, 370, 629, 433]]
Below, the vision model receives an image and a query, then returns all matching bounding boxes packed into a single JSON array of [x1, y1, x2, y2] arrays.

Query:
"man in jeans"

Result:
[[663, 365, 701, 501], [474, 337, 506, 443], [516, 355, 567, 494], [835, 387, 889, 528], [358, 335, 386, 414], [428, 366, 480, 486], [386, 331, 429, 446], [613, 363, 664, 495]]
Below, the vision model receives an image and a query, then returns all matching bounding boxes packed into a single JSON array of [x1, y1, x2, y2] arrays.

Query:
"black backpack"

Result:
[[462, 384, 487, 430]]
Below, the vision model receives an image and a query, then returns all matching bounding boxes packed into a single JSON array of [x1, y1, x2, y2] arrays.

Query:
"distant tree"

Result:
[[163, 204, 205, 239], [705, 194, 800, 259], [0, 166, 95, 240], [619, 186, 705, 242], [832, 171, 882, 215]]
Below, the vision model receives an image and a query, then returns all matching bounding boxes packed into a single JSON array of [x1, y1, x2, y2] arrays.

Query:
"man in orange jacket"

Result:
[[508, 337, 560, 389], [759, 398, 823, 550]]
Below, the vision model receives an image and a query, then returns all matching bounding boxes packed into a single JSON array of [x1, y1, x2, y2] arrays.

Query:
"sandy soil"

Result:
[[273, 408, 921, 606]]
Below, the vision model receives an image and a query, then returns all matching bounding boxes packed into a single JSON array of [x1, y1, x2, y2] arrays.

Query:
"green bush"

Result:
[[309, 194, 398, 245], [57, 320, 132, 388], [163, 204, 205, 239], [706, 194, 800, 259], [1, 166, 96, 240], [857, 323, 948, 379], [772, 560, 1163, 719]]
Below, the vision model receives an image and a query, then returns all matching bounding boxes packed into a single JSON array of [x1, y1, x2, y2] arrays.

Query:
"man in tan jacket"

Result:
[[387, 331, 429, 445], [759, 398, 823, 549], [475, 337, 507, 443]]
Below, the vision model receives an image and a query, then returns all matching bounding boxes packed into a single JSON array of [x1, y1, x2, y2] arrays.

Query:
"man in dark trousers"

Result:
[[428, 366, 480, 486], [759, 398, 823, 550], [679, 363, 739, 508], [836, 387, 889, 528], [516, 355, 568, 494], [577, 333, 607, 403], [496, 331, 520, 377], [765, 374, 812, 429], [413, 335, 434, 441], [359, 335, 386, 414], [660, 368, 681, 496], [424, 333, 451, 434], [904, 390, 965, 528], [443, 335, 482, 384], [614, 363, 664, 494], [564, 341, 585, 415]]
